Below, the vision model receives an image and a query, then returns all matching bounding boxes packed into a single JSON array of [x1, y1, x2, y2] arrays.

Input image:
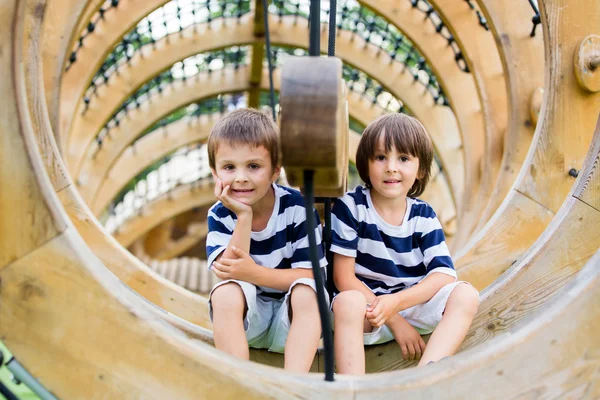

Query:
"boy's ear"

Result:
[[210, 168, 218, 181], [271, 165, 281, 182]]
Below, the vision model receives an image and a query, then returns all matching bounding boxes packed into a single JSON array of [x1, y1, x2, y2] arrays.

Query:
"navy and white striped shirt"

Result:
[[331, 186, 456, 295], [207, 183, 327, 298]]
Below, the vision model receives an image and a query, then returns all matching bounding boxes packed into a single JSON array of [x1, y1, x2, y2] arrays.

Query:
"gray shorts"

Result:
[[333, 281, 477, 345], [208, 277, 328, 353]]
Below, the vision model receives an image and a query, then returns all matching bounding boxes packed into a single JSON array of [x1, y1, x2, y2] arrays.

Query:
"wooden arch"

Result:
[[90, 76, 456, 221], [58, 7, 471, 208], [472, 0, 544, 227], [454, 0, 600, 288], [68, 24, 464, 218]]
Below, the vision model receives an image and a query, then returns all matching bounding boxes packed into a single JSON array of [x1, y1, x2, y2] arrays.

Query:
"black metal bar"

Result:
[[309, 0, 321, 56], [303, 170, 334, 382], [0, 381, 19, 400], [327, 0, 337, 57]]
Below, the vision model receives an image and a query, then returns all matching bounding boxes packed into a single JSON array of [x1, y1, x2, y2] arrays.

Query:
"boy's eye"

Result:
[[248, 163, 260, 170], [223, 164, 235, 171]]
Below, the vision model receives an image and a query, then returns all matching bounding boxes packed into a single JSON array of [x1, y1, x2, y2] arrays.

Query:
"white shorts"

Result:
[[208, 277, 328, 353], [333, 281, 477, 346]]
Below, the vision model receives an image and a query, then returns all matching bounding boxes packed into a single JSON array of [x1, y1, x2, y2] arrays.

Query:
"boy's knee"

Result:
[[333, 290, 367, 321], [449, 284, 479, 316], [211, 282, 246, 314], [289, 284, 319, 315]]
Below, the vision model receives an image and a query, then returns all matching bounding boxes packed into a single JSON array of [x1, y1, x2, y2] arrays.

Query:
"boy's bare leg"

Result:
[[418, 283, 479, 366], [211, 282, 249, 359], [284, 284, 322, 372], [332, 290, 368, 375]]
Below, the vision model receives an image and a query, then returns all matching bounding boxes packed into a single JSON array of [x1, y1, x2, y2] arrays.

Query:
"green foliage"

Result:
[[0, 342, 40, 400]]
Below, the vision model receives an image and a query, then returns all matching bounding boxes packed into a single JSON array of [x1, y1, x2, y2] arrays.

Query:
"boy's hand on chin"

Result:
[[212, 246, 261, 282], [366, 294, 398, 327], [214, 178, 252, 216]]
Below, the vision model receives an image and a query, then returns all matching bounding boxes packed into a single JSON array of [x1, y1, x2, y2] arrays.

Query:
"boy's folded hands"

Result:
[[212, 246, 261, 282], [367, 295, 426, 361], [366, 294, 399, 327]]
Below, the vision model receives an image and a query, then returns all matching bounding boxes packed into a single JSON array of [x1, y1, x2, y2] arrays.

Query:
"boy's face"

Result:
[[211, 142, 280, 208], [368, 135, 420, 200]]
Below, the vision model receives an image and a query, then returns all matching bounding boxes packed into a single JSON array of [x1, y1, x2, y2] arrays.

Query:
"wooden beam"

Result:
[[248, 0, 266, 108], [469, 0, 544, 230], [152, 222, 209, 261], [426, 0, 508, 247], [66, 15, 256, 176], [112, 179, 215, 248], [454, 0, 600, 288], [42, 0, 89, 143], [59, 0, 174, 152], [76, 66, 251, 204], [91, 114, 218, 214]]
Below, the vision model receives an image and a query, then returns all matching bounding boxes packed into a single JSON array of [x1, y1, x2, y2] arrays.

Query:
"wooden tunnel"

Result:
[[1, 0, 600, 398]]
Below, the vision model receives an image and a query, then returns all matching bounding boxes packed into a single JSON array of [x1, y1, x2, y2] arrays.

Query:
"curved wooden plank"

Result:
[[42, 0, 89, 141], [66, 15, 255, 176], [58, 184, 213, 328], [358, 249, 600, 395], [76, 66, 250, 202], [472, 0, 544, 229], [92, 114, 217, 214], [59, 0, 172, 150], [1, 0, 65, 269], [112, 179, 215, 248], [17, 0, 215, 330], [454, 0, 600, 288], [427, 0, 508, 247]]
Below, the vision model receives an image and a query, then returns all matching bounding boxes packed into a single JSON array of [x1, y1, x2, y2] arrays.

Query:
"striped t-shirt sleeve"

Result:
[[330, 195, 360, 258], [289, 207, 327, 269], [419, 215, 457, 279], [206, 205, 232, 270]]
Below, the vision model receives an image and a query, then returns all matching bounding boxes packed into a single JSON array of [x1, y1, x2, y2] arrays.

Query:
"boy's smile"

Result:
[[368, 136, 420, 202], [212, 142, 280, 214]]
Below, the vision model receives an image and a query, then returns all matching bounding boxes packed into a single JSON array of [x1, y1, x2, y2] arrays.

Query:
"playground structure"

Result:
[[1, 0, 600, 398]]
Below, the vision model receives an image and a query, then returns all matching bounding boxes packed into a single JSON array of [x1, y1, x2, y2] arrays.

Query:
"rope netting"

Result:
[[91, 46, 249, 152]]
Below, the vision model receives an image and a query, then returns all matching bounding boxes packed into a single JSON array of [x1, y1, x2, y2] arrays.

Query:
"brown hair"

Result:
[[356, 113, 433, 197], [207, 108, 280, 170]]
